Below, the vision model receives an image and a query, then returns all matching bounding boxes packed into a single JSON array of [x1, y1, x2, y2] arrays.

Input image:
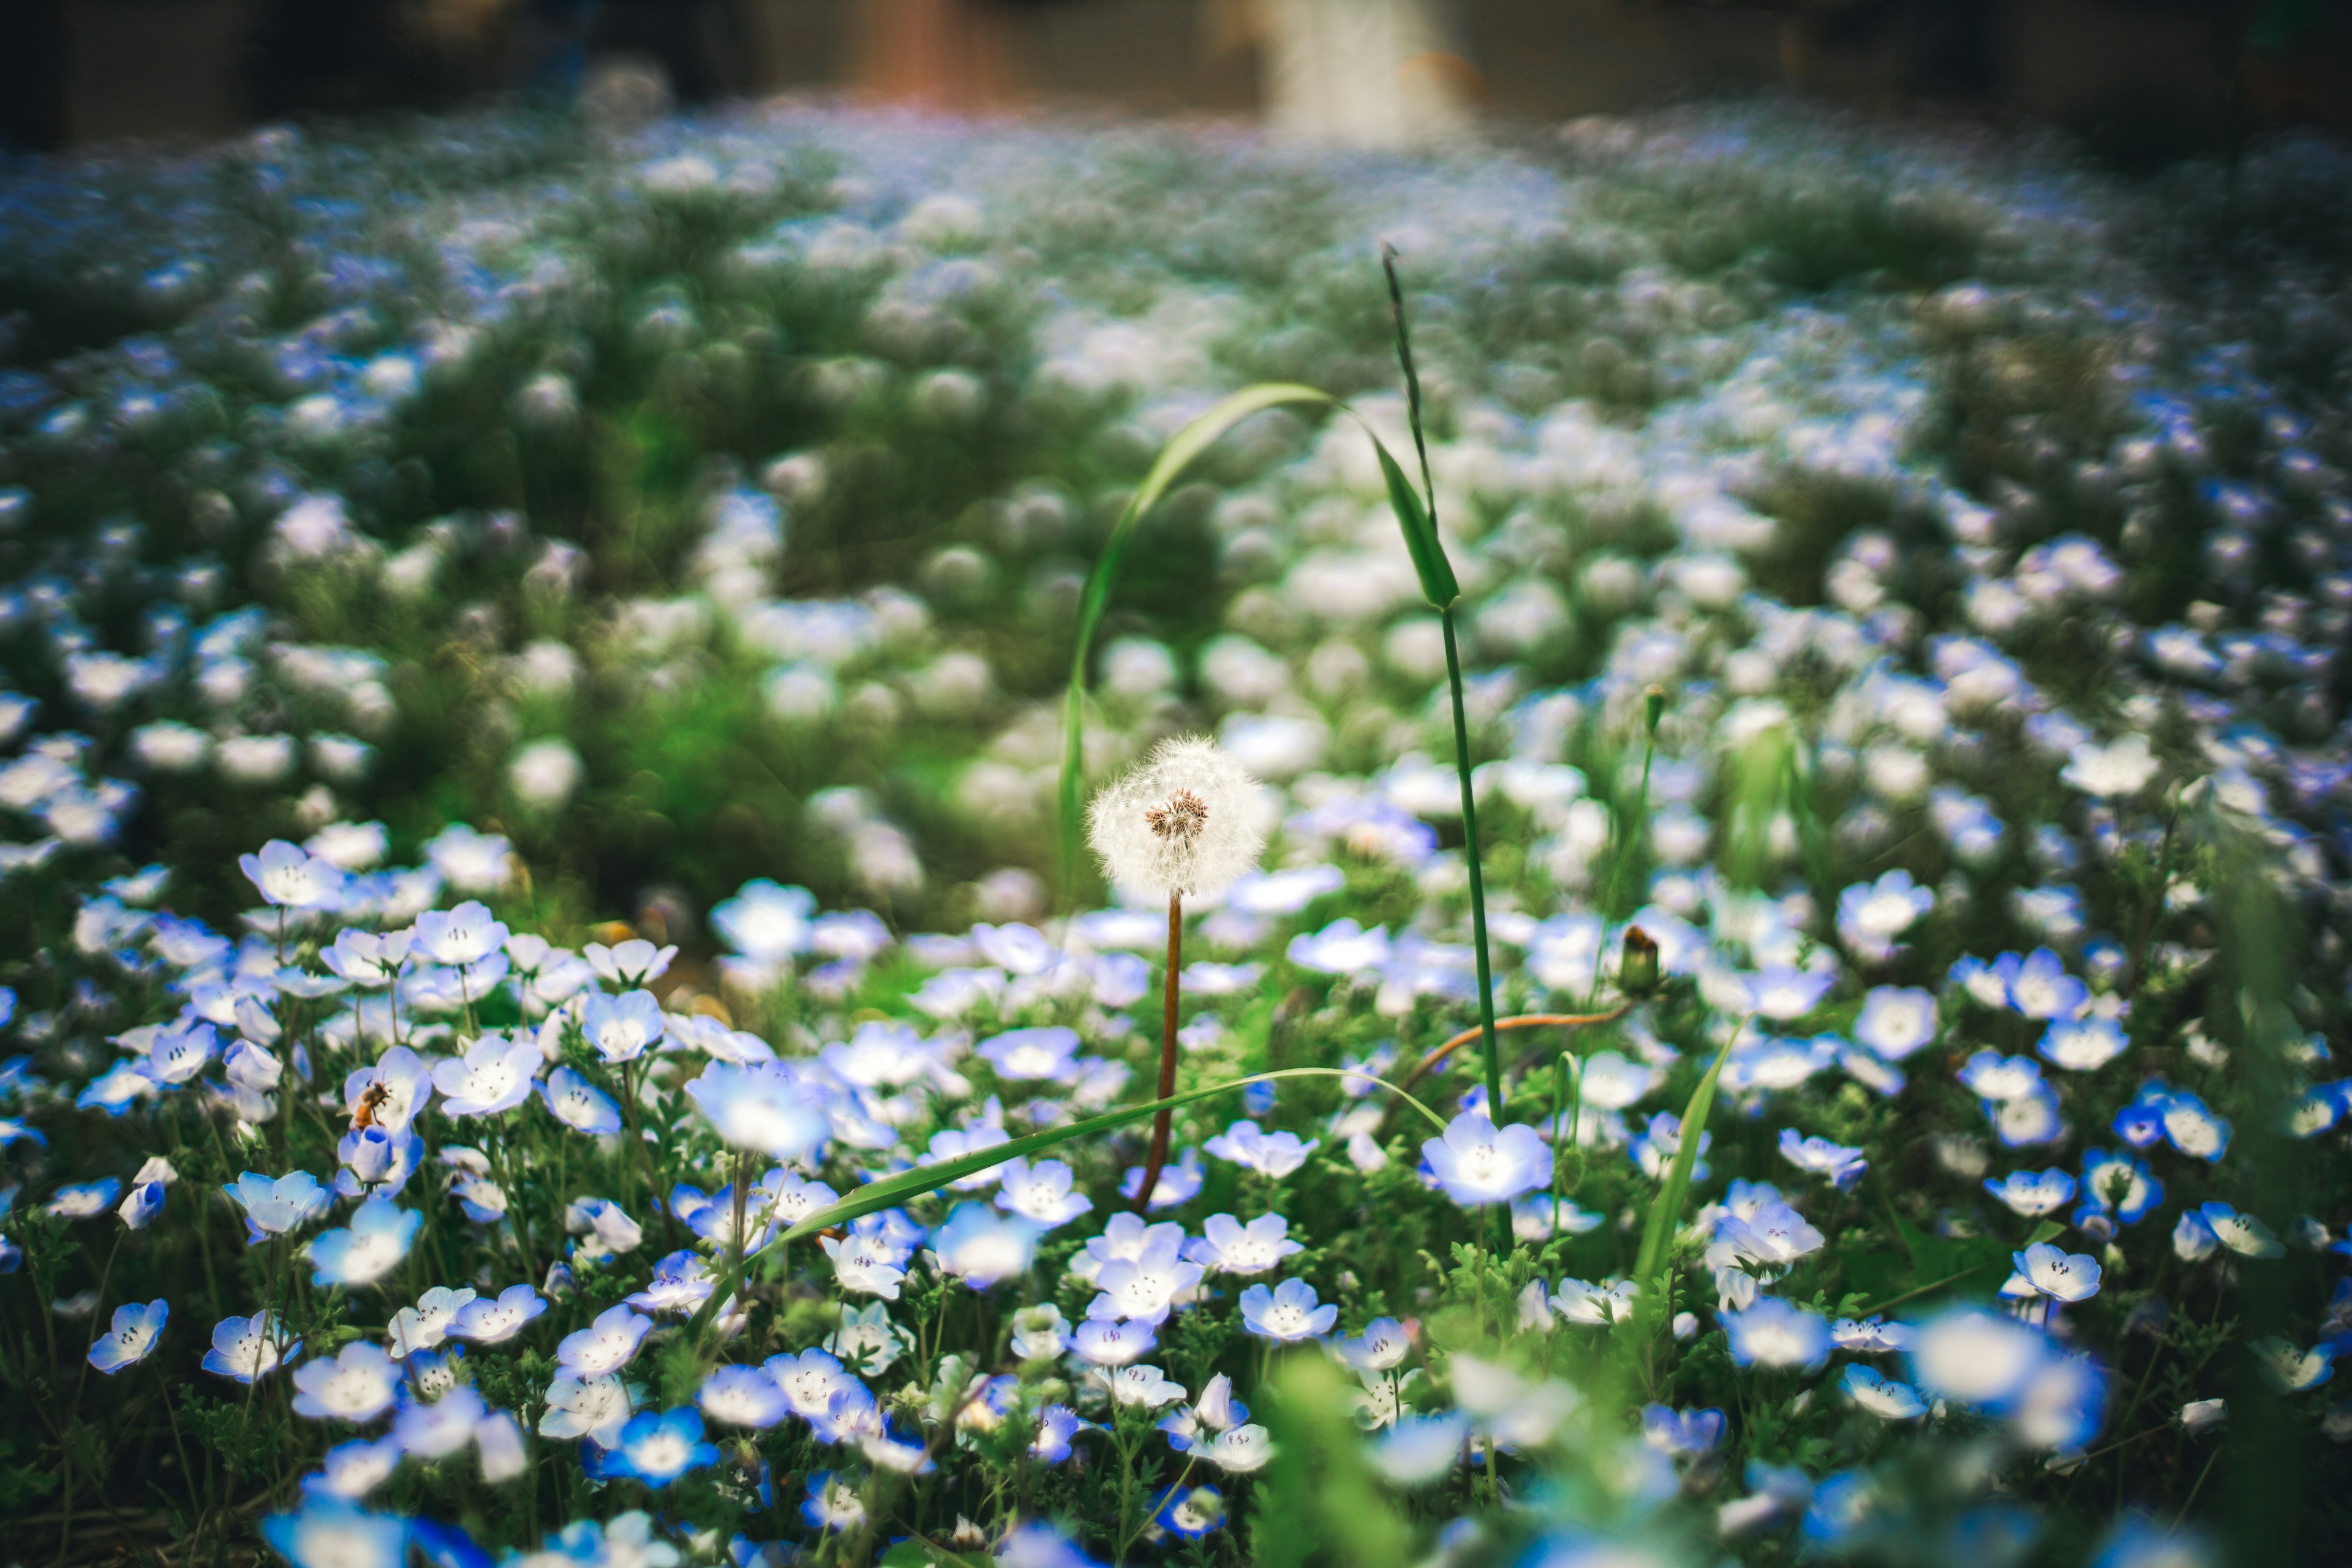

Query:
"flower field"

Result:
[[2, 99, 2351, 1568]]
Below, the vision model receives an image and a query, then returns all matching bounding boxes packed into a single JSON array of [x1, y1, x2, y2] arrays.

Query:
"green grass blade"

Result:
[[780, 1067, 1445, 1243], [1371, 432, 1458, 610], [1057, 382, 1333, 899], [1631, 1031, 1736, 1291]]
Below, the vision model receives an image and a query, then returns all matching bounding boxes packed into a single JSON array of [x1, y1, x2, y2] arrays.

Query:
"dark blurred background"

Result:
[[0, 0, 2346, 159]]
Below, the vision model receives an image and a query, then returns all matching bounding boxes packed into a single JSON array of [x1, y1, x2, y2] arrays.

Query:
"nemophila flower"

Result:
[[541, 1374, 633, 1446], [801, 1472, 864, 1533], [205, 1311, 295, 1382], [698, 1365, 790, 1428], [1838, 869, 1931, 960], [2015, 1242, 2103, 1303], [86, 1298, 167, 1374], [413, 902, 507, 968], [581, 990, 663, 1064], [921, 1120, 1015, 1191], [1286, 918, 1392, 975], [628, 1250, 715, 1314], [1421, 1113, 1551, 1207], [1723, 1297, 1833, 1370], [450, 1283, 548, 1344], [584, 938, 677, 989], [241, 840, 345, 909], [388, 1287, 474, 1357], [1576, 1050, 1659, 1110], [1340, 1317, 1412, 1373], [2078, 1150, 2162, 1224], [822, 1232, 909, 1299], [1073, 1316, 1158, 1368], [293, 1342, 402, 1422], [2062, 734, 2161, 797], [224, 1170, 330, 1242], [77, 1061, 153, 1115], [1907, 1307, 2050, 1408], [1240, 1278, 1338, 1342], [303, 1436, 404, 1501], [685, 1060, 828, 1162], [1842, 1364, 1928, 1419], [309, 1196, 421, 1287], [1629, 1111, 1710, 1182], [2171, 1207, 2220, 1262], [1156, 1485, 1227, 1541], [565, 1197, 643, 1261], [585, 1408, 718, 1488], [118, 1179, 165, 1229], [1120, 1147, 1205, 1210], [1985, 1169, 2077, 1218], [322, 928, 409, 988], [2007, 949, 2088, 1020], [1959, 1050, 2042, 1102], [1994, 1082, 2067, 1147], [1371, 1412, 1472, 1484], [342, 1047, 431, 1136], [540, 1066, 623, 1137], [2161, 1091, 2232, 1161], [1854, 987, 1937, 1060], [396, 1384, 488, 1459], [1088, 736, 1265, 899], [2013, 1352, 2108, 1451], [929, 1201, 1040, 1287], [1102, 1363, 1189, 1409], [766, 1348, 866, 1425], [558, 1303, 654, 1375], [1778, 1129, 1867, 1188], [2040, 1014, 2128, 1072], [2197, 1202, 2283, 1258], [260, 1501, 408, 1568], [712, 878, 816, 964], [2253, 1338, 2336, 1393], [1637, 1403, 1725, 1463], [138, 1019, 216, 1086], [976, 1025, 1082, 1082], [1204, 1119, 1319, 1178], [1745, 965, 1836, 1022], [1185, 1212, 1305, 1276], [1553, 1278, 1640, 1326], [46, 1177, 122, 1219], [990, 1158, 1091, 1227], [1716, 1198, 1825, 1268], [431, 1034, 540, 1118]]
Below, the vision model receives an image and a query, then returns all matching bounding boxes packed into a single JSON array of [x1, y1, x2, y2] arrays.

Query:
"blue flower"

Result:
[[302, 1436, 405, 1501], [2012, 1352, 2106, 1450], [308, 1197, 421, 1287], [221, 1171, 330, 1242], [1983, 1169, 2076, 1218], [712, 878, 816, 962], [2196, 1202, 2284, 1259], [86, 1298, 167, 1374], [684, 1060, 829, 1162], [260, 1500, 407, 1568], [118, 1179, 166, 1229], [1906, 1307, 2051, 1409], [1203, 1118, 1319, 1178], [1286, 918, 1392, 975], [1627, 1111, 1709, 1182], [559, 1303, 655, 1376], [205, 1311, 296, 1383], [2006, 948, 2088, 1020], [2111, 1081, 2169, 1148], [2160, 1090, 2232, 1162], [1155, 1484, 1226, 1540], [976, 1026, 1083, 1083], [801, 1471, 865, 1532], [929, 1201, 1040, 1288], [1119, 1147, 1205, 1210], [1836, 870, 1931, 960], [241, 840, 346, 910], [2013, 1242, 2101, 1303], [292, 1342, 402, 1422], [581, 990, 664, 1064], [2040, 1014, 2128, 1072], [2078, 1150, 2162, 1224], [540, 1066, 623, 1136], [992, 1158, 1093, 1228], [45, 1177, 123, 1219], [1840, 1365, 1927, 1419], [1238, 1278, 1337, 1342], [429, 1035, 540, 1118], [1419, 1113, 1551, 1207], [1777, 1129, 1866, 1188], [1991, 1080, 2066, 1147], [1722, 1297, 1832, 1370], [1185, 1212, 1305, 1276], [1639, 1403, 1724, 1457], [698, 1365, 791, 1428], [1853, 987, 1937, 1060], [448, 1283, 547, 1344], [75, 1061, 151, 1115], [584, 1407, 718, 1488]]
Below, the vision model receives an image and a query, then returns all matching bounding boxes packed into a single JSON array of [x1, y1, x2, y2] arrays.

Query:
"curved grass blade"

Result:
[[1057, 383, 1333, 896], [1630, 1029, 1738, 1292], [782, 1066, 1445, 1243]]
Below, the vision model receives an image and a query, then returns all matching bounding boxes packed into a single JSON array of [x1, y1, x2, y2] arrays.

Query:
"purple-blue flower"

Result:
[[1238, 1278, 1337, 1342], [1419, 1113, 1551, 1207]]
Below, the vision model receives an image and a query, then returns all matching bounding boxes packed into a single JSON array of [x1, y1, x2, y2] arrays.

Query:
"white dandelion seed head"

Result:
[[1086, 735, 1266, 899]]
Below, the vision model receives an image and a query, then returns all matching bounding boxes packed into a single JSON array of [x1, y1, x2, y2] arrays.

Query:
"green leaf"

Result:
[[1370, 434, 1458, 610], [781, 1068, 1446, 1244], [1631, 1031, 1736, 1291], [1057, 383, 1333, 894]]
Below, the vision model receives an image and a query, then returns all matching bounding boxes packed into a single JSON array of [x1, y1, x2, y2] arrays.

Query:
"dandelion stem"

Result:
[[1130, 889, 1183, 1215]]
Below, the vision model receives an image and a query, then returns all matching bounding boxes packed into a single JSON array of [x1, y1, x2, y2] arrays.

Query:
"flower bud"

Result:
[[1619, 924, 1662, 997]]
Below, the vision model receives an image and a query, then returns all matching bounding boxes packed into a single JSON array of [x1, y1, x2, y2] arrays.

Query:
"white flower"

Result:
[[2061, 734, 2160, 797], [508, 739, 584, 812], [1086, 735, 1265, 898]]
